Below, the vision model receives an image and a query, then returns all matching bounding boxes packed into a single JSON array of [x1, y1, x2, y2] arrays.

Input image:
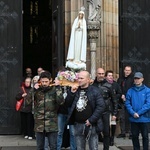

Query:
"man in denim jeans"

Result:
[[57, 113, 76, 150], [57, 87, 76, 150], [125, 72, 150, 150], [65, 71, 105, 150]]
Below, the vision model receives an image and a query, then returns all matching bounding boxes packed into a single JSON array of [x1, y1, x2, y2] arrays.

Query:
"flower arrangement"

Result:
[[57, 70, 78, 82]]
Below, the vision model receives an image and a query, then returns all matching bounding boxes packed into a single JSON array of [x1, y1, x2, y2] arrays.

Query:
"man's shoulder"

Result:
[[102, 81, 112, 88], [88, 85, 103, 94], [89, 85, 99, 91], [143, 85, 150, 92], [128, 85, 150, 92]]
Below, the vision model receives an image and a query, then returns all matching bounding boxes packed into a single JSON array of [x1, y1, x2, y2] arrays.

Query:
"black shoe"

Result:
[[129, 134, 132, 139], [117, 134, 126, 138], [109, 137, 114, 146], [98, 133, 103, 142]]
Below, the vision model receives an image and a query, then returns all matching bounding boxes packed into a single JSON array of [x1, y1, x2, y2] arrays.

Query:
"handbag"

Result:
[[15, 86, 26, 111]]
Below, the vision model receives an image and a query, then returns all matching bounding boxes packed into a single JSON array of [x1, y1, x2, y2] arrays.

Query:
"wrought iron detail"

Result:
[[0, 1, 18, 29], [0, 92, 16, 127], [122, 2, 150, 31], [0, 47, 18, 76], [0, 96, 9, 124], [122, 47, 150, 71]]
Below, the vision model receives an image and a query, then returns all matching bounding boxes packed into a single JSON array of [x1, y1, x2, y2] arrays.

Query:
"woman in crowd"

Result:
[[16, 77, 34, 140]]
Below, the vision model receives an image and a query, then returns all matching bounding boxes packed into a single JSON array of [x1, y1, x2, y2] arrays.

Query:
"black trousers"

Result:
[[102, 112, 110, 150], [20, 112, 34, 137]]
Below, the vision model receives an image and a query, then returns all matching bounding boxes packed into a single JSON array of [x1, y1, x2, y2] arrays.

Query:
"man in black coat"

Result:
[[93, 68, 118, 150], [65, 70, 105, 150], [104, 70, 122, 146], [117, 65, 134, 139]]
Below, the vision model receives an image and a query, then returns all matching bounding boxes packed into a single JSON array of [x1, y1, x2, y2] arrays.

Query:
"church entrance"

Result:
[[23, 0, 52, 76], [23, 0, 65, 77]]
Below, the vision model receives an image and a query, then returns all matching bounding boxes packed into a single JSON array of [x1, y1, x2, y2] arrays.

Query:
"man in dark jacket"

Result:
[[105, 70, 122, 146], [65, 70, 105, 150], [93, 68, 118, 150], [117, 65, 134, 139]]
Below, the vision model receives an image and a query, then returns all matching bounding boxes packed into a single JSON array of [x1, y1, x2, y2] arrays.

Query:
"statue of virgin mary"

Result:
[[66, 11, 87, 70]]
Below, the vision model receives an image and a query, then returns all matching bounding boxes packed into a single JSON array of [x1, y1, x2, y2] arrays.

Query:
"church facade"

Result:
[[0, 0, 150, 134]]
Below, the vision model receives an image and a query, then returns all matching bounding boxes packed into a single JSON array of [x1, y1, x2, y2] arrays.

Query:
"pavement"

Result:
[[0, 134, 135, 150]]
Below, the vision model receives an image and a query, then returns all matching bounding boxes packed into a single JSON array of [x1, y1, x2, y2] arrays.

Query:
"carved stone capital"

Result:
[[87, 21, 100, 29], [87, 21, 100, 39]]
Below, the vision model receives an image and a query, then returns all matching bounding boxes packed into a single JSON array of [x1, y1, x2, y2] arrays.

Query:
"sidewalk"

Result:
[[0, 135, 134, 150]]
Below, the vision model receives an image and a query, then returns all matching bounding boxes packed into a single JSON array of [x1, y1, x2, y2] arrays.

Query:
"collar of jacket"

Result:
[[93, 77, 106, 84], [132, 84, 145, 91]]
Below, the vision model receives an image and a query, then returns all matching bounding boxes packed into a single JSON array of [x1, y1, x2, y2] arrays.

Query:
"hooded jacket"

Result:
[[26, 86, 64, 132], [125, 84, 150, 123]]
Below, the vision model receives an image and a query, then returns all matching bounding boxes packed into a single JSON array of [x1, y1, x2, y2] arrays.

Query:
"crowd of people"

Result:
[[15, 65, 150, 150]]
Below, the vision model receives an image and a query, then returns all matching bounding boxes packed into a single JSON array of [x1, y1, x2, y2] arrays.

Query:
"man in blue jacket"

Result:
[[125, 72, 150, 150]]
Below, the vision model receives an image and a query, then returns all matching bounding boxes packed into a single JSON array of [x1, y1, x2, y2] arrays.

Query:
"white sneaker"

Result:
[[28, 137, 32, 140], [24, 136, 28, 139]]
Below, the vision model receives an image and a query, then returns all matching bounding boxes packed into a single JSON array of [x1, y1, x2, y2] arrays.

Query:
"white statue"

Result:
[[66, 11, 87, 70]]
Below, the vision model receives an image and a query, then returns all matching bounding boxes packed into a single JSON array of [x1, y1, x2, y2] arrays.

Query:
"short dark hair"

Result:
[[105, 70, 113, 77], [124, 65, 132, 71], [40, 71, 51, 80]]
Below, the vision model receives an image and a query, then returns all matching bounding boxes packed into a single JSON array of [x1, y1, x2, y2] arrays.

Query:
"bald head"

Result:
[[79, 70, 90, 78], [97, 68, 105, 73], [96, 68, 105, 82], [78, 70, 91, 88]]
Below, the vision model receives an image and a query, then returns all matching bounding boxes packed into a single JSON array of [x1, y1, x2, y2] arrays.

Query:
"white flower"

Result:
[[57, 70, 78, 82]]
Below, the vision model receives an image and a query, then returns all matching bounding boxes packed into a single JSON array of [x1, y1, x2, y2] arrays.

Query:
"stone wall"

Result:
[[64, 0, 119, 79], [97, 0, 119, 79]]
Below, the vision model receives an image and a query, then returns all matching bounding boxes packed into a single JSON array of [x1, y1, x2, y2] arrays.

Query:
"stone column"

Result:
[[87, 21, 100, 79], [87, 0, 101, 79]]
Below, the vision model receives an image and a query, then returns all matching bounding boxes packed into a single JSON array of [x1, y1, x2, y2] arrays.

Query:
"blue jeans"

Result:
[[131, 122, 149, 150], [57, 113, 76, 150], [44, 137, 49, 150], [36, 132, 57, 150], [74, 123, 98, 150]]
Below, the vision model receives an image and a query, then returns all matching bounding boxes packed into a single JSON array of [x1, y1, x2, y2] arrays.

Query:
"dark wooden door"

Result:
[[119, 0, 150, 86], [23, 0, 65, 77], [0, 0, 22, 134], [51, 0, 65, 77], [23, 0, 52, 75]]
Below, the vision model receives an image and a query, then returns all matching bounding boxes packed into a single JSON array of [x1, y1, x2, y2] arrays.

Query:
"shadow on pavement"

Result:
[[118, 146, 143, 150], [1, 147, 36, 150]]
